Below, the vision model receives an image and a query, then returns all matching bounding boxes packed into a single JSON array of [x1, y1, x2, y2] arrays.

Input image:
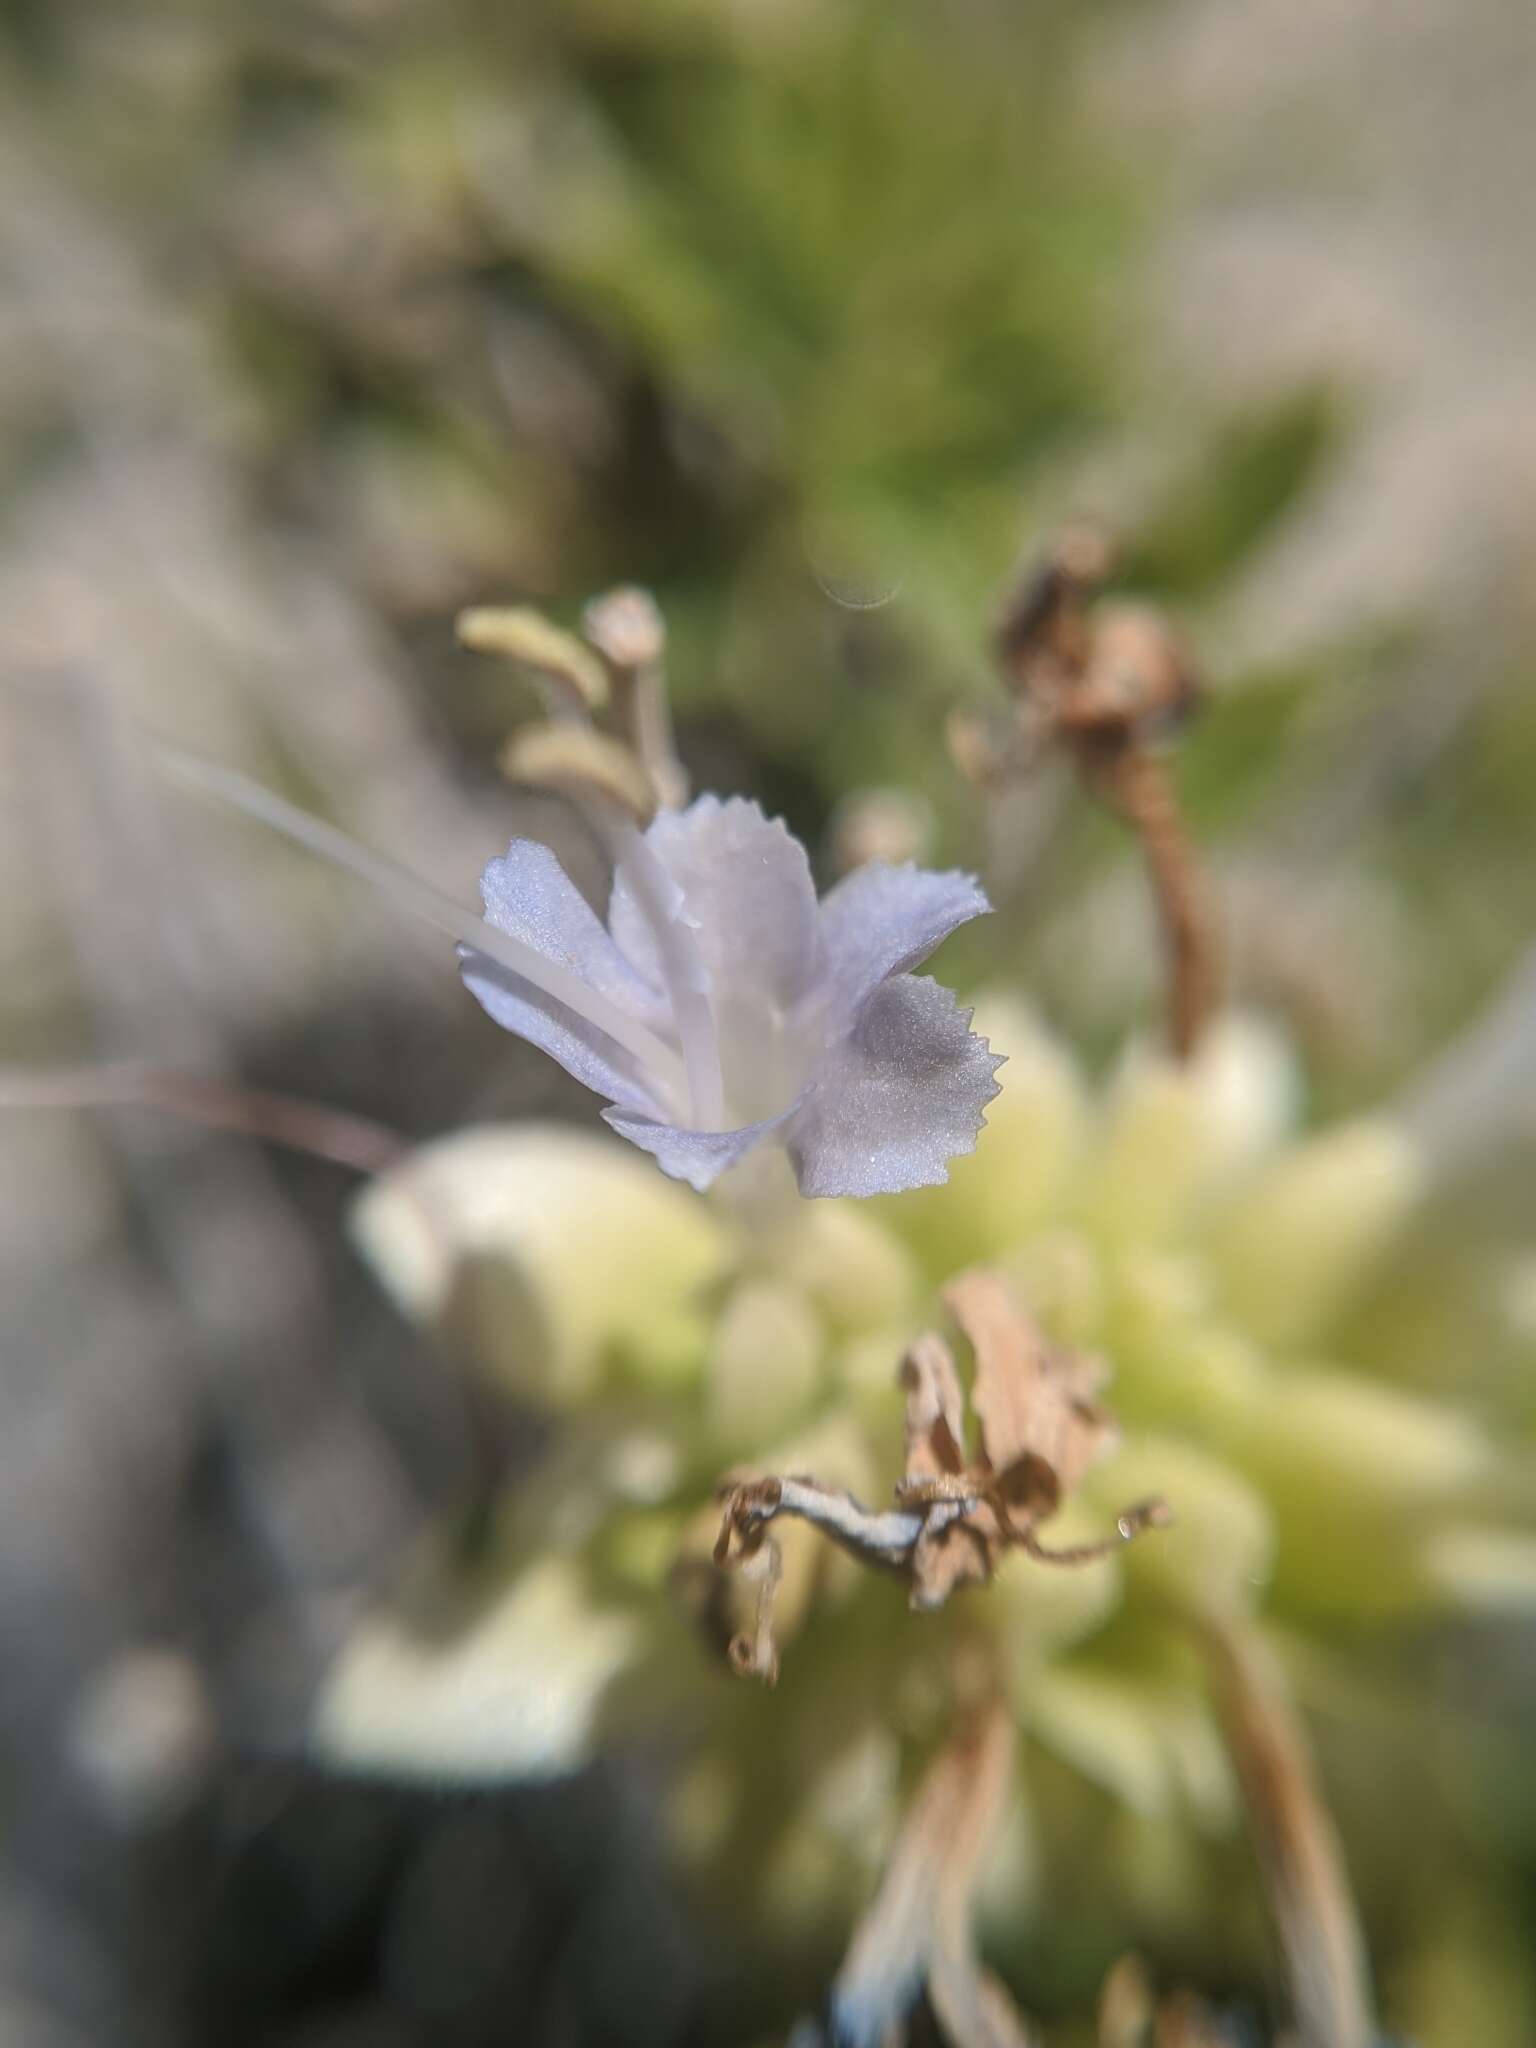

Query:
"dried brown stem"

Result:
[[1090, 747, 1220, 1063], [712, 1470, 1169, 1685], [1200, 1616, 1373, 2048], [1017, 1496, 1171, 1567], [984, 534, 1221, 1064], [714, 1286, 1173, 1683], [0, 1062, 408, 1175], [831, 1696, 1033, 2048], [725, 1527, 783, 1686]]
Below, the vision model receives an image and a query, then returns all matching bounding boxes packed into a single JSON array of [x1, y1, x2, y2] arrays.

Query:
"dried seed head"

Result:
[[974, 533, 1219, 1063], [1062, 602, 1201, 742], [710, 1274, 1170, 1675]]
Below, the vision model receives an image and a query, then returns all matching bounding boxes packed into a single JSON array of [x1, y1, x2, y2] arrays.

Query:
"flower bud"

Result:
[[1079, 1015, 1297, 1250], [314, 1554, 639, 1782], [350, 1124, 728, 1402], [1225, 1370, 1488, 1616], [1204, 1120, 1423, 1349], [763, 1202, 918, 1337], [1025, 1663, 1233, 1828], [456, 604, 609, 713], [992, 1505, 1124, 1668]]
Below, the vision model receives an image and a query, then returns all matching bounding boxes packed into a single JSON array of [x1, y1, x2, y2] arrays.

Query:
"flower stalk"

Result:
[[957, 526, 1221, 1062], [1200, 1616, 1375, 2048], [454, 590, 1005, 1193]]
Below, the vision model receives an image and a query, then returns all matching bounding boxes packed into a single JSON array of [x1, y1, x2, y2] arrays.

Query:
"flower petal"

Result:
[[610, 795, 820, 1016], [812, 862, 992, 1025], [602, 1100, 796, 1192], [880, 997, 1085, 1275], [786, 974, 1005, 1198], [461, 839, 671, 1115]]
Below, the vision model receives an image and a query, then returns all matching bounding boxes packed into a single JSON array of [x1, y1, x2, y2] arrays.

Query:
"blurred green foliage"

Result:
[[10, 0, 1536, 1087]]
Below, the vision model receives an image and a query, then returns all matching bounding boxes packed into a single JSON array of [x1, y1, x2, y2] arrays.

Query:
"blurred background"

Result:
[[2, 0, 1535, 2042]]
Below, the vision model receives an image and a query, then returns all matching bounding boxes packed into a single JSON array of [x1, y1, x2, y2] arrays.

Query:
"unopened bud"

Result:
[[1066, 603, 1200, 738], [829, 788, 934, 873], [582, 585, 666, 672], [500, 721, 657, 822], [456, 605, 609, 714]]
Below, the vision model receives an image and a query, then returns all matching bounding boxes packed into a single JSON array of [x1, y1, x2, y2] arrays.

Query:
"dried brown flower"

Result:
[[790, 1697, 1035, 2048], [712, 1269, 1169, 1682], [953, 532, 1218, 1061]]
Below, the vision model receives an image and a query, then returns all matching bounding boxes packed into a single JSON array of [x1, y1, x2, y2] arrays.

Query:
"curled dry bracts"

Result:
[[712, 1268, 1171, 1683]]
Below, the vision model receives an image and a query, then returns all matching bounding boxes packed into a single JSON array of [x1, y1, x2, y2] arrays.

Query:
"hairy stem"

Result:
[[156, 742, 688, 1095]]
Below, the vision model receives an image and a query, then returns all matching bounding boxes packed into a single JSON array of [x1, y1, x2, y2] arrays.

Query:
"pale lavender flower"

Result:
[[460, 795, 1004, 1196]]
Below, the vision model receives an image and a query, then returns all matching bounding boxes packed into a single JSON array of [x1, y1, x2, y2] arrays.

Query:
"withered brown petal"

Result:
[[910, 1516, 995, 1613], [726, 1535, 783, 1687], [944, 1268, 1115, 1500], [929, 1956, 1038, 2048], [989, 1451, 1062, 1521], [831, 1698, 1022, 2048], [902, 1330, 969, 1483]]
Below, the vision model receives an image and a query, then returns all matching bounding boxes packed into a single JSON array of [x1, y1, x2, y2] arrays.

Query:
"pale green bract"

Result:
[[317, 999, 1536, 1947]]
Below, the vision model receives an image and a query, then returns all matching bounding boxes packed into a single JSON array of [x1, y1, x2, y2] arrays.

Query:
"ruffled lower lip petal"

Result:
[[812, 862, 993, 1027], [602, 1100, 800, 1192], [785, 974, 1006, 1199]]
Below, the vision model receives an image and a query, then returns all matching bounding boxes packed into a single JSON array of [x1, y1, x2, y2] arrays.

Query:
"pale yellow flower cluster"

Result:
[[314, 997, 1534, 1970]]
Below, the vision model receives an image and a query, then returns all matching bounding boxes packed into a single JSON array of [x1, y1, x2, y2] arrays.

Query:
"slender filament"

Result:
[[156, 743, 688, 1094]]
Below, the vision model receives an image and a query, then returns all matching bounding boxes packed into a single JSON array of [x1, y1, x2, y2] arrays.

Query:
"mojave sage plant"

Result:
[[308, 578, 1536, 2045], [8, 546, 1529, 2040], [159, 587, 1003, 1206]]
